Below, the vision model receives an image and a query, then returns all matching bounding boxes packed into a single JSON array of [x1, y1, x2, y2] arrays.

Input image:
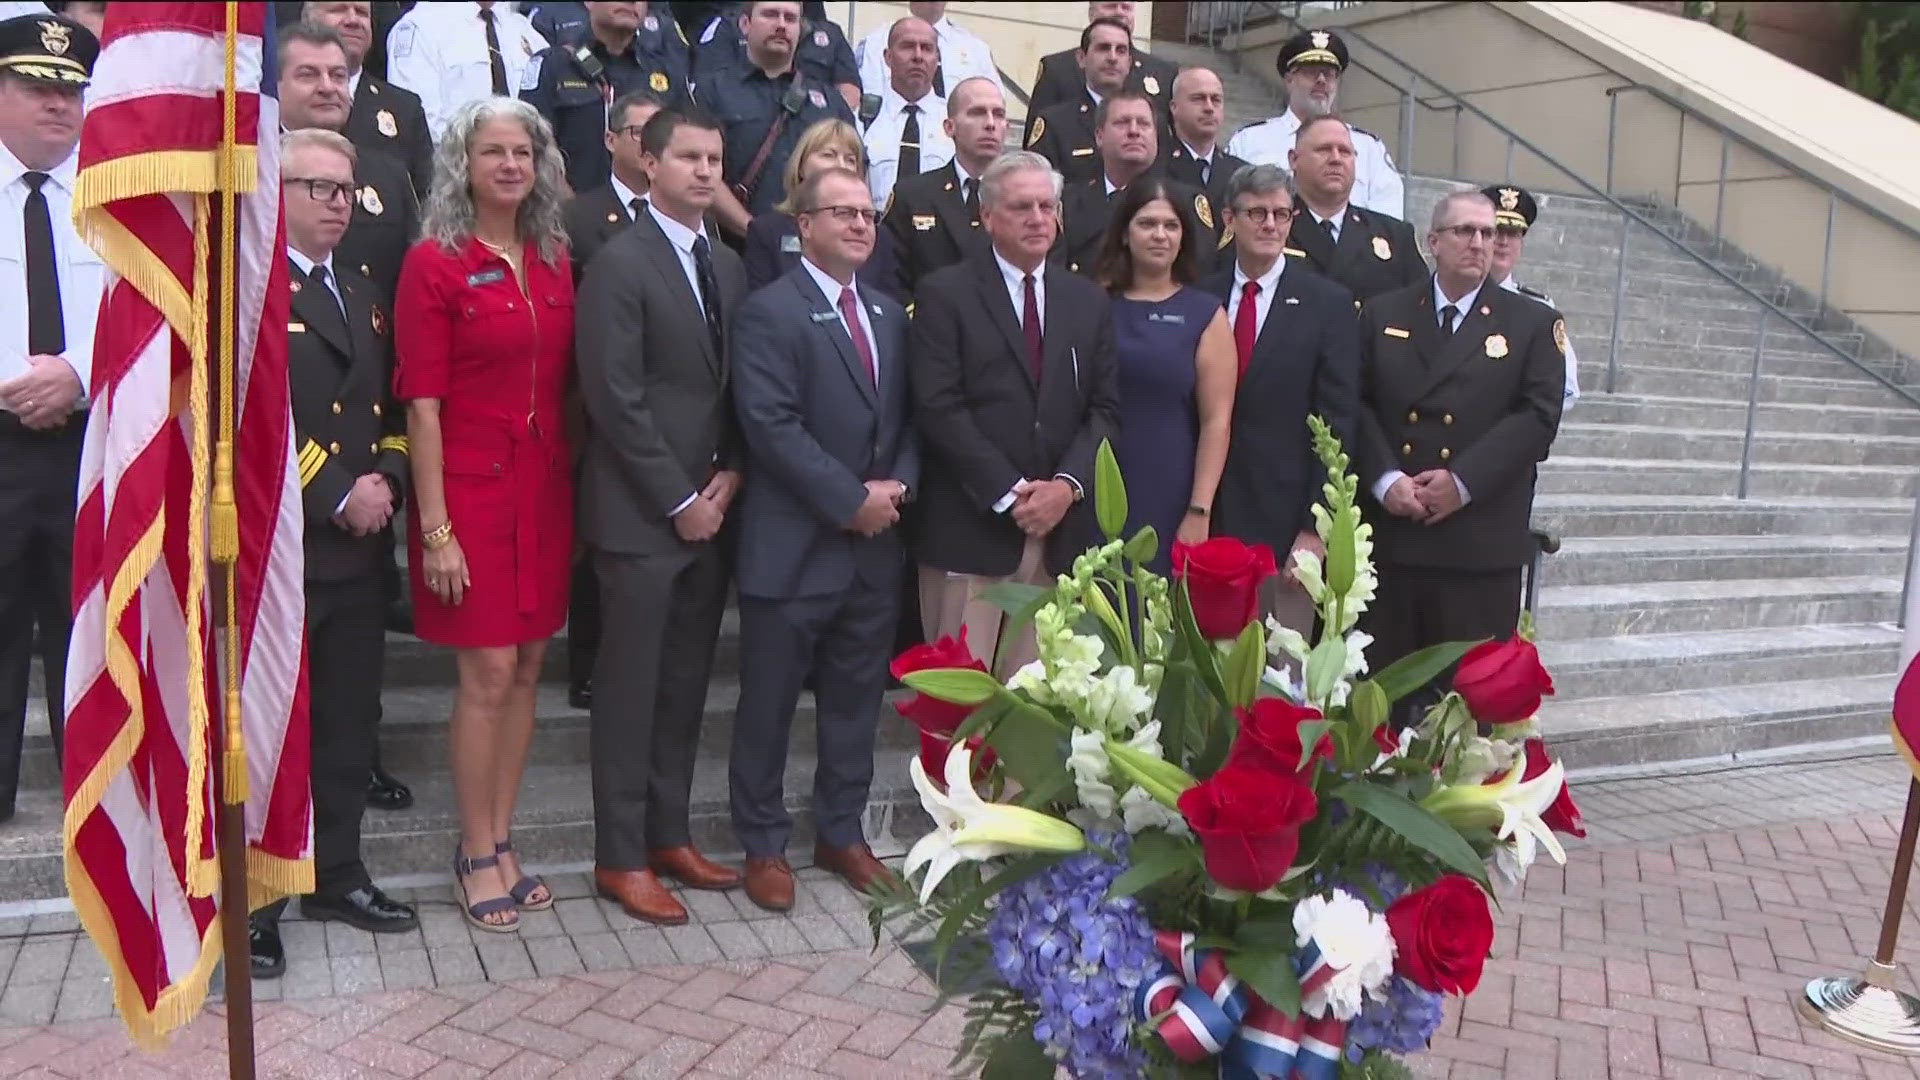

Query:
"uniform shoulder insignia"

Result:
[[1026, 115, 1045, 146], [1553, 318, 1568, 356], [1217, 225, 1234, 250], [1194, 193, 1213, 230]]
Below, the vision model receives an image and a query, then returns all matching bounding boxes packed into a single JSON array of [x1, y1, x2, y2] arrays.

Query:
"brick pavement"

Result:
[[5, 752, 1920, 1077]]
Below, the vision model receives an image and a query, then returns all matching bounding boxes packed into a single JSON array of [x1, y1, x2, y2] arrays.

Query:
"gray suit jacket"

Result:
[[575, 208, 749, 556], [730, 266, 919, 599]]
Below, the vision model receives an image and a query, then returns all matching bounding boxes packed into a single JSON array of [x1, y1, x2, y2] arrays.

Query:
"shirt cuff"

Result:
[[56, 354, 89, 409], [668, 491, 700, 517], [1453, 473, 1472, 507], [334, 491, 351, 517], [992, 483, 1023, 514], [1053, 473, 1083, 500], [1371, 470, 1408, 504]]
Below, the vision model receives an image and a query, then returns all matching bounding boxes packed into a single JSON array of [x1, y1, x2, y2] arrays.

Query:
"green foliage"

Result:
[[979, 1022, 1055, 1078], [1342, 1050, 1418, 1080], [1095, 440, 1129, 541], [1331, 781, 1492, 889], [1370, 639, 1484, 705], [901, 667, 1003, 706], [1223, 619, 1266, 708], [1850, 3, 1920, 119], [1107, 830, 1202, 899]]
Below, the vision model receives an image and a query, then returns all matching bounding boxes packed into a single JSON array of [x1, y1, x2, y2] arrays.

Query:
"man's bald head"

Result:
[[884, 17, 938, 99], [1170, 67, 1224, 151]]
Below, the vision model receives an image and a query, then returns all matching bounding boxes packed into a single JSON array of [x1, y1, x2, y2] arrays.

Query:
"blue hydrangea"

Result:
[[984, 831, 1160, 1079], [1345, 974, 1446, 1061]]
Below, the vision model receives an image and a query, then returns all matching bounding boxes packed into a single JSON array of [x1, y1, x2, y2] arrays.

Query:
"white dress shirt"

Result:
[[800, 257, 880, 389], [987, 250, 1081, 511], [1226, 110, 1405, 220], [1227, 256, 1286, 340], [1371, 277, 1483, 508], [610, 175, 645, 221], [1499, 273, 1580, 409], [854, 15, 1003, 101], [0, 141, 100, 413], [863, 86, 952, 208], [646, 200, 721, 516], [387, 1, 549, 139]]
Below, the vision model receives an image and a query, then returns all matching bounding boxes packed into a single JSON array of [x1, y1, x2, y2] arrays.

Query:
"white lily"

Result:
[[903, 746, 1087, 904], [1421, 759, 1569, 868]]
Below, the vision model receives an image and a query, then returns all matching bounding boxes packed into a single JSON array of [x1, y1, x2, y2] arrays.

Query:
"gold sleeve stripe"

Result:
[[297, 440, 328, 487], [378, 435, 410, 455]]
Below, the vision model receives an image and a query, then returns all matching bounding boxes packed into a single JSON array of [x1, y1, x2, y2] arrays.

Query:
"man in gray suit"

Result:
[[575, 106, 748, 926], [727, 167, 918, 912]]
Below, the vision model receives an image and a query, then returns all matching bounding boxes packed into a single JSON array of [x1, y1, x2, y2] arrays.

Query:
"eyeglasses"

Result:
[[1230, 206, 1291, 225], [1494, 224, 1528, 238], [284, 177, 359, 204], [805, 205, 880, 225], [614, 125, 647, 141], [1435, 224, 1496, 241]]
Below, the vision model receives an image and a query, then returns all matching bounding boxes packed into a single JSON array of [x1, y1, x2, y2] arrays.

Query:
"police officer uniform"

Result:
[[701, 59, 855, 219], [1225, 30, 1405, 220], [881, 158, 989, 301], [1485, 184, 1581, 410], [334, 144, 419, 310], [0, 12, 98, 824], [1354, 274, 1567, 700], [523, 0, 589, 45], [1163, 140, 1248, 222], [1023, 93, 1104, 187], [1056, 174, 1216, 279], [854, 11, 1000, 101], [1288, 201, 1425, 303], [862, 85, 949, 209], [1027, 40, 1175, 121], [525, 13, 691, 192], [563, 174, 648, 283], [387, 1, 550, 139], [693, 9, 858, 95], [251, 253, 419, 976], [345, 70, 433, 201]]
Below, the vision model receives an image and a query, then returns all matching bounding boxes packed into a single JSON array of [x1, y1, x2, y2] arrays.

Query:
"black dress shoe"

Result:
[[249, 921, 286, 979], [568, 679, 592, 710], [367, 767, 413, 811], [300, 885, 419, 933]]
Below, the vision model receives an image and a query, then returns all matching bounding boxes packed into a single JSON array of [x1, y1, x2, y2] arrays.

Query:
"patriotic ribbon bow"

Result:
[[1134, 930, 1347, 1080]]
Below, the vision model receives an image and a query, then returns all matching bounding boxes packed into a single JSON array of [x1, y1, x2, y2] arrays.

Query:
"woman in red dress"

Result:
[[394, 97, 573, 931]]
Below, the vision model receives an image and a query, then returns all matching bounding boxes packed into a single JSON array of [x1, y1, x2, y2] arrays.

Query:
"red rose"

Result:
[[891, 628, 989, 736], [1387, 875, 1495, 995], [1172, 537, 1278, 640], [915, 728, 997, 790], [1176, 762, 1317, 893], [1453, 637, 1555, 724], [1521, 738, 1585, 837], [1229, 698, 1333, 773]]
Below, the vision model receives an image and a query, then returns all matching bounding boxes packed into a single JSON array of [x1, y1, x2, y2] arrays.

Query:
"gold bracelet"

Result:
[[421, 521, 453, 550]]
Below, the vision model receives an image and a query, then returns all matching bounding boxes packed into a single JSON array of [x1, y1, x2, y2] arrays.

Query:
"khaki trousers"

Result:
[[918, 537, 1050, 680]]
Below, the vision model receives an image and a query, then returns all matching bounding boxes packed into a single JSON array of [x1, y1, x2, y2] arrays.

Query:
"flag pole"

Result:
[[212, 4, 255, 1078], [1798, 498, 1920, 1054]]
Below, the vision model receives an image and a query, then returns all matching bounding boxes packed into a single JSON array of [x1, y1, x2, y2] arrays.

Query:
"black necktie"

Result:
[[1439, 304, 1458, 339], [690, 234, 724, 357], [933, 63, 945, 97], [900, 104, 921, 179], [22, 172, 63, 356], [962, 178, 979, 221], [629, 197, 643, 221], [1321, 217, 1337, 242], [1198, 155, 1211, 188], [307, 264, 352, 351], [480, 7, 509, 96]]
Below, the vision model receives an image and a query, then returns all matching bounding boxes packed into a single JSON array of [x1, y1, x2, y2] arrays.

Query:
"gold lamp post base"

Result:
[[1801, 963, 1920, 1055]]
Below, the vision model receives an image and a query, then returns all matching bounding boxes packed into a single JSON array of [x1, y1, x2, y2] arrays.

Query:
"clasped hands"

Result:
[[673, 469, 743, 543], [1383, 470, 1465, 526], [849, 479, 909, 537], [0, 354, 83, 430], [1010, 477, 1074, 538], [334, 473, 395, 536]]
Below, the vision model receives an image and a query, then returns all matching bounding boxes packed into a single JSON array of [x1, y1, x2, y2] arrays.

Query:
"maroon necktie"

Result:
[[839, 286, 876, 386], [1234, 279, 1260, 380], [1022, 273, 1042, 382]]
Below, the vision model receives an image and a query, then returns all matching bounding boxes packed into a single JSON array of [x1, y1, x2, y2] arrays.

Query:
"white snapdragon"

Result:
[[1065, 727, 1118, 819]]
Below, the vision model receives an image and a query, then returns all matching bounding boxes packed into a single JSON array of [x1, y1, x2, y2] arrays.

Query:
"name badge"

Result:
[[1383, 326, 1410, 338], [809, 311, 838, 324], [467, 268, 506, 286], [1148, 312, 1187, 325], [780, 234, 802, 253], [912, 214, 936, 231], [289, 321, 307, 333], [1070, 147, 1094, 157]]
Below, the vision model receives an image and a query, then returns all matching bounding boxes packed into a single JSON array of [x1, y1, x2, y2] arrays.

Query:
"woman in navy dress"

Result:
[[1094, 178, 1237, 571]]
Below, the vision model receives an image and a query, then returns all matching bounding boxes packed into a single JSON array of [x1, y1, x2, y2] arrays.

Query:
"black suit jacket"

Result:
[[1357, 278, 1567, 570], [1198, 260, 1360, 551], [288, 260, 409, 583], [1163, 142, 1249, 218], [882, 160, 988, 302], [334, 145, 419, 308], [563, 184, 636, 282], [345, 74, 433, 199], [575, 209, 751, 556], [1028, 49, 1177, 119], [1024, 95, 1104, 186], [908, 256, 1120, 578], [1288, 203, 1426, 304], [731, 268, 919, 599], [1056, 175, 1217, 279]]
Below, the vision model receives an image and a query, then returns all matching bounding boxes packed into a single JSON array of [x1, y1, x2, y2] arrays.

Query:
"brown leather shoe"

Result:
[[593, 866, 688, 926], [743, 856, 795, 912], [813, 841, 898, 895], [650, 846, 743, 891]]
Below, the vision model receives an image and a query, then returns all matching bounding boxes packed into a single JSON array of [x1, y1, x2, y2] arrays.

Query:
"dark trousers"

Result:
[[1363, 563, 1524, 726], [590, 544, 728, 867], [0, 414, 82, 819], [568, 554, 600, 692], [731, 578, 898, 857]]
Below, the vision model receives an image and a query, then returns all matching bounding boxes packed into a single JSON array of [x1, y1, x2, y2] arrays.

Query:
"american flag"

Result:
[[64, 2, 311, 1043]]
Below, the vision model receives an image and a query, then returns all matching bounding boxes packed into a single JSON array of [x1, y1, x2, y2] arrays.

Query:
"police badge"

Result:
[[1311, 31, 1331, 50], [1498, 187, 1520, 211], [377, 109, 397, 137], [360, 184, 384, 216], [1143, 75, 1160, 96], [40, 19, 70, 56], [644, 14, 658, 32], [813, 29, 828, 48], [808, 88, 826, 109], [1371, 235, 1391, 260], [1484, 334, 1509, 359], [650, 71, 669, 93]]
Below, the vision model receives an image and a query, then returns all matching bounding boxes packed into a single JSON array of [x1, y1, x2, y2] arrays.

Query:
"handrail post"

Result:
[[1713, 138, 1729, 243], [1605, 89, 1619, 195], [1902, 494, 1920, 632], [1504, 136, 1516, 182], [1820, 190, 1836, 315], [1606, 214, 1630, 394], [1401, 72, 1418, 176], [1736, 305, 1767, 500]]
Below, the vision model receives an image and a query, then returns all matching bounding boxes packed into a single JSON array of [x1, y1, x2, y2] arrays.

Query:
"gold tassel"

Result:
[[221, 687, 247, 804], [210, 438, 237, 563]]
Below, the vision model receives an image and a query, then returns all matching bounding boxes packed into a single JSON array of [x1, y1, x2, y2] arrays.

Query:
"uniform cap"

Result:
[[1482, 184, 1538, 231], [1277, 29, 1347, 74], [0, 14, 97, 86]]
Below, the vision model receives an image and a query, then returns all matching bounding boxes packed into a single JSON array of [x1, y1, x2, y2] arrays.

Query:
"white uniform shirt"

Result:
[[863, 86, 951, 208], [854, 15, 1002, 100], [1226, 109, 1405, 220], [0, 141, 100, 412], [1499, 274, 1580, 409], [387, 1, 549, 139]]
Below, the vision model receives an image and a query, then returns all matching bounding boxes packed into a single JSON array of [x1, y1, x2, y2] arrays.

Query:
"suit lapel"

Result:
[[930, 162, 974, 247], [1246, 263, 1304, 382], [289, 261, 353, 363], [1331, 207, 1368, 271], [1289, 211, 1334, 271], [1040, 265, 1075, 396], [1413, 282, 1494, 398], [974, 257, 1031, 387], [632, 210, 719, 374], [792, 269, 878, 409], [337, 276, 385, 401]]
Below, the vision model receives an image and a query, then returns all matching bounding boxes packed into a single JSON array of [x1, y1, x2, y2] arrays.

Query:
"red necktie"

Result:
[[1234, 279, 1261, 380], [1022, 273, 1043, 382], [839, 286, 877, 386]]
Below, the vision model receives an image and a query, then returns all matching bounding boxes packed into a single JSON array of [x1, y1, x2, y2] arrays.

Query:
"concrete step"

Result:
[[1607, 366, 1912, 410], [1554, 424, 1920, 469], [1595, 340, 1872, 383], [1532, 575, 1901, 639], [1542, 672, 1896, 770], [1531, 493, 1914, 538], [1540, 534, 1907, 587], [1537, 623, 1902, 700], [1570, 395, 1920, 438], [1538, 458, 1917, 500], [0, 754, 927, 905]]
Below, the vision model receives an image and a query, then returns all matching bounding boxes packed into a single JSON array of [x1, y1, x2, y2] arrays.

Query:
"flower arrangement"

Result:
[[869, 419, 1586, 1079]]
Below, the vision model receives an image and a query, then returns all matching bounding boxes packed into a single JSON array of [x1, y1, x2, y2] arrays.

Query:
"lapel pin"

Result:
[[1283, 296, 1300, 305], [1480, 305, 1491, 315]]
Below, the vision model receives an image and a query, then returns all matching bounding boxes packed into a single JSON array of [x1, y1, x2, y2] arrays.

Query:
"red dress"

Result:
[[393, 236, 574, 648]]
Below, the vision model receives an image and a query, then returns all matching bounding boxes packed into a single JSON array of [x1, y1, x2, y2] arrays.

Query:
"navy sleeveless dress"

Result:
[[1110, 286, 1223, 572]]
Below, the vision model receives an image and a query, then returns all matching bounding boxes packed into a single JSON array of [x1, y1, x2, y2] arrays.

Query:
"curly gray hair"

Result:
[[422, 96, 570, 265]]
